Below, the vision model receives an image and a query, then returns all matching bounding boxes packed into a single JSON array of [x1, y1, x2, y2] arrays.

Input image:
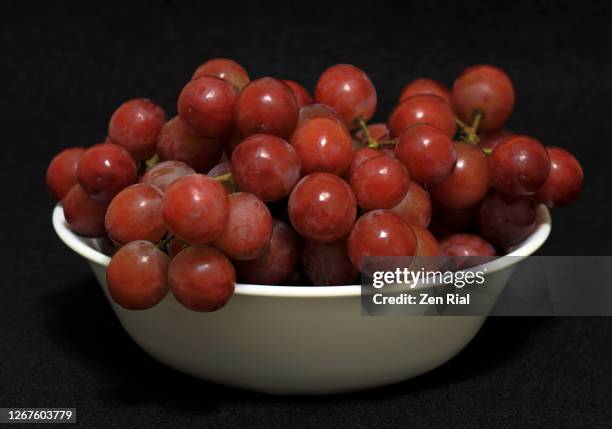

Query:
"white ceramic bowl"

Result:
[[52, 204, 551, 394]]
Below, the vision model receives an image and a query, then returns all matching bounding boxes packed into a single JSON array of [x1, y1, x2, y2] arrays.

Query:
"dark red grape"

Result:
[[410, 224, 441, 257], [388, 94, 455, 138], [477, 190, 537, 248], [347, 210, 417, 270], [288, 172, 357, 243], [62, 184, 107, 237], [230, 134, 301, 202], [192, 58, 250, 90], [350, 156, 410, 210], [298, 103, 340, 125], [156, 116, 223, 173], [234, 219, 300, 285], [108, 98, 166, 161], [167, 237, 186, 259], [162, 174, 229, 244], [314, 64, 377, 129], [302, 240, 358, 286], [107, 240, 170, 310], [430, 142, 490, 210], [399, 78, 451, 104], [177, 76, 237, 138], [213, 192, 273, 260], [105, 183, 166, 245], [77, 143, 137, 203], [140, 160, 195, 192], [534, 147, 583, 207], [452, 65, 515, 133], [284, 80, 313, 110], [479, 129, 511, 150], [46, 147, 85, 201], [290, 116, 353, 175], [439, 234, 496, 257], [235, 77, 298, 139], [391, 181, 431, 227], [347, 147, 382, 180], [169, 245, 235, 312], [396, 123, 457, 184]]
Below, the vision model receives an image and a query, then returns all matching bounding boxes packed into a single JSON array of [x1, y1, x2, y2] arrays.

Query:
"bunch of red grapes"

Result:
[[46, 59, 583, 312]]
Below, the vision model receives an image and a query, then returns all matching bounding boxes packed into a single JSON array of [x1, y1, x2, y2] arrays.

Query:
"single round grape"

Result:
[[156, 116, 223, 173], [430, 142, 491, 210], [298, 103, 340, 125], [283, 80, 313, 110], [490, 135, 550, 196], [347, 147, 382, 180], [290, 116, 353, 175], [399, 78, 451, 104], [192, 58, 250, 90], [235, 77, 299, 139], [439, 234, 496, 257], [479, 129, 511, 150], [169, 245, 235, 312], [107, 240, 170, 310], [234, 220, 300, 285], [288, 172, 357, 243], [410, 224, 442, 257], [353, 123, 390, 146], [452, 65, 515, 133], [213, 192, 273, 260], [62, 184, 107, 237], [105, 183, 166, 245], [477, 190, 536, 248], [108, 98, 166, 161], [46, 147, 86, 201], [230, 134, 301, 202], [141, 160, 195, 192], [388, 94, 455, 138], [302, 240, 358, 286], [396, 123, 457, 184], [391, 181, 432, 227], [76, 143, 137, 203], [347, 210, 417, 270], [534, 147, 583, 207], [177, 76, 237, 138], [162, 174, 229, 244], [314, 64, 377, 129], [350, 156, 410, 210]]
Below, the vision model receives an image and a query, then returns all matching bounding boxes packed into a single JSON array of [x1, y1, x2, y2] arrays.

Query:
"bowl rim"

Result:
[[52, 203, 551, 298]]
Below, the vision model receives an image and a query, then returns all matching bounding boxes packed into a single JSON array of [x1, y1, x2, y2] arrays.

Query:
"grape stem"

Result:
[[456, 110, 484, 146], [156, 233, 174, 252], [145, 154, 160, 170], [357, 117, 380, 148], [213, 172, 233, 183]]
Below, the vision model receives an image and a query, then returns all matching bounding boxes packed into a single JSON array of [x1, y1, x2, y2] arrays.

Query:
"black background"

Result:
[[2, 1, 612, 427]]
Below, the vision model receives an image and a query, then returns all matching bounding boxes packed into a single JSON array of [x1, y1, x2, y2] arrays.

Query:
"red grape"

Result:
[[107, 240, 170, 310], [230, 134, 301, 202], [479, 129, 511, 150], [221, 128, 244, 158], [46, 147, 85, 201], [167, 237, 186, 259], [399, 78, 451, 104], [391, 181, 431, 227], [207, 161, 232, 192], [388, 94, 455, 138], [347, 147, 382, 180], [169, 245, 235, 312], [534, 147, 583, 207], [140, 160, 195, 192], [347, 210, 417, 270], [314, 64, 377, 129], [108, 98, 166, 161], [62, 184, 107, 237], [430, 142, 490, 210], [410, 224, 442, 257], [213, 192, 273, 260], [234, 219, 300, 285], [298, 103, 340, 125], [235, 77, 298, 139], [77, 143, 137, 203], [290, 116, 353, 175], [283, 80, 313, 110], [156, 116, 223, 173], [105, 183, 166, 245], [350, 156, 410, 210], [396, 123, 457, 184], [177, 76, 237, 138], [439, 234, 496, 257], [192, 58, 250, 90], [477, 190, 536, 248], [162, 174, 229, 244], [288, 172, 357, 243], [302, 240, 358, 286], [452, 65, 515, 133]]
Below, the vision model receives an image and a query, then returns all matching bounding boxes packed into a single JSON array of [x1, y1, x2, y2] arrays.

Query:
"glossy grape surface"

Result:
[[46, 147, 85, 201], [141, 160, 195, 192], [388, 94, 455, 138], [439, 233, 496, 257], [410, 224, 442, 257], [391, 181, 432, 227], [192, 58, 250, 90], [477, 190, 536, 248], [534, 147, 583, 207], [399, 78, 451, 104], [284, 80, 313, 110], [63, 184, 107, 237], [302, 240, 358, 286], [298, 103, 340, 125], [350, 156, 410, 210]]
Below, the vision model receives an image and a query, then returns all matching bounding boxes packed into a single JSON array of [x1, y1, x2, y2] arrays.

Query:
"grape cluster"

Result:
[[46, 59, 584, 312]]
